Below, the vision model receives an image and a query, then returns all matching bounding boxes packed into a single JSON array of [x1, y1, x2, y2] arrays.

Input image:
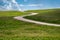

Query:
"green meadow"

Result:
[[0, 10, 60, 40], [25, 9, 60, 24]]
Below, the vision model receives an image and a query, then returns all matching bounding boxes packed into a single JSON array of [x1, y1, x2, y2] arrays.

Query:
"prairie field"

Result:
[[0, 10, 60, 40]]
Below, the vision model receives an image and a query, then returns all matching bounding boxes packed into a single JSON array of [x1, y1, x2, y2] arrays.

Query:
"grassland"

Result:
[[25, 9, 60, 24], [0, 11, 60, 40]]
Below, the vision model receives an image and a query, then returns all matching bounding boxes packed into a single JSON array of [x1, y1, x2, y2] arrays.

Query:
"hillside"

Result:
[[25, 9, 60, 24], [0, 11, 60, 40]]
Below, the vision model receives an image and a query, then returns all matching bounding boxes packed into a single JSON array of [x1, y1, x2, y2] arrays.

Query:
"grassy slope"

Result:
[[0, 11, 60, 40], [0, 11, 28, 16], [25, 9, 60, 24]]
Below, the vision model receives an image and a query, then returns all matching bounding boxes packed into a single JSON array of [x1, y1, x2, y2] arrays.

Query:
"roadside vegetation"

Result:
[[25, 9, 60, 24], [0, 11, 60, 40]]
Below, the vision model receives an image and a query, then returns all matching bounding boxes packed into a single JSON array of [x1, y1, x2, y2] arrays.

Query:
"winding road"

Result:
[[14, 13, 60, 27]]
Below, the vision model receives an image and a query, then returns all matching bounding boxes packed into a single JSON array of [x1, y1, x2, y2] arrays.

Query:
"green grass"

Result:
[[0, 11, 60, 40], [25, 9, 60, 24], [0, 11, 28, 16]]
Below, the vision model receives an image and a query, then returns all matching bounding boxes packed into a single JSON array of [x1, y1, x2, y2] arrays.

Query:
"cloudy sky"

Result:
[[0, 0, 60, 11]]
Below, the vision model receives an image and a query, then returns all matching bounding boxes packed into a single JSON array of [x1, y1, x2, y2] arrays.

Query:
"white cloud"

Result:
[[12, 0, 16, 3], [28, 4, 43, 6], [0, 0, 22, 11], [20, 4, 24, 6], [20, 4, 43, 7], [0, 0, 43, 11], [28, 4, 37, 6], [6, 3, 12, 10]]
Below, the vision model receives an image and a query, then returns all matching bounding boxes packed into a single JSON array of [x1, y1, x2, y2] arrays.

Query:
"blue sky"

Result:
[[0, 0, 60, 11]]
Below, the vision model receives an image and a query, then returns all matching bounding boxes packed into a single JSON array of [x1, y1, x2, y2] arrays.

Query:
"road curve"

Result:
[[14, 13, 60, 27]]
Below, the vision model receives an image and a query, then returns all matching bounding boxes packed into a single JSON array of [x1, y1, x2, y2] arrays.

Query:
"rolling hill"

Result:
[[0, 11, 60, 40], [25, 9, 60, 24]]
